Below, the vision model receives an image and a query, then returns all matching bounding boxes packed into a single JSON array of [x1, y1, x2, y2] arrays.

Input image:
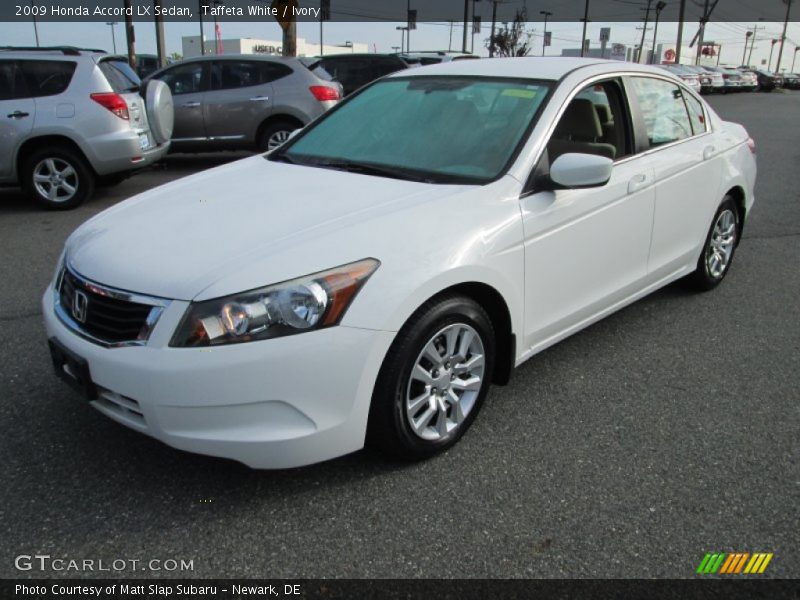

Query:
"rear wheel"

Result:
[[257, 119, 301, 153], [686, 197, 740, 291], [23, 146, 95, 210], [367, 295, 495, 460]]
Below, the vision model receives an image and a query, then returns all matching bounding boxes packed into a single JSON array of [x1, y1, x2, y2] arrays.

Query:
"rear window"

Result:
[[0, 60, 27, 100], [98, 59, 141, 93], [18, 60, 77, 98]]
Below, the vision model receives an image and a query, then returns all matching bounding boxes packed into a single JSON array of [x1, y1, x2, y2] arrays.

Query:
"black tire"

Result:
[[685, 196, 741, 291], [23, 145, 95, 210], [256, 119, 301, 153], [367, 294, 495, 461]]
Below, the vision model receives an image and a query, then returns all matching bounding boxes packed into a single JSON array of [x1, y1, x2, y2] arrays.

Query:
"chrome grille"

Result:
[[55, 266, 169, 347]]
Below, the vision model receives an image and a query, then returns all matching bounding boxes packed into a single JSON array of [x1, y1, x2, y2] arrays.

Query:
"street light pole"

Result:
[[30, 0, 40, 47], [106, 21, 117, 54], [638, 0, 652, 63], [540, 10, 552, 56], [768, 39, 778, 71], [741, 30, 752, 66], [198, 0, 207, 56]]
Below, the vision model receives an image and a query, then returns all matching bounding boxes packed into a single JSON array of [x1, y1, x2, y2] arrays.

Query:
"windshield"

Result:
[[274, 76, 551, 184]]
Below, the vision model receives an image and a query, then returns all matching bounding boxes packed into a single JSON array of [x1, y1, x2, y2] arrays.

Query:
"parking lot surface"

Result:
[[1, 92, 797, 579]]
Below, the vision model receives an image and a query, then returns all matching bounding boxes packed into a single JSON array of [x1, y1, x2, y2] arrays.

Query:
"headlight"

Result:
[[170, 258, 379, 347]]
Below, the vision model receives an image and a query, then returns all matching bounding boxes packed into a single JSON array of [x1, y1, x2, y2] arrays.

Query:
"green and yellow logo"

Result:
[[696, 552, 773, 575]]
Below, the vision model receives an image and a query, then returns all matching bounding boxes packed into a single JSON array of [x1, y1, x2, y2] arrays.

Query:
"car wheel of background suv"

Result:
[[23, 145, 95, 210], [257, 119, 301, 153]]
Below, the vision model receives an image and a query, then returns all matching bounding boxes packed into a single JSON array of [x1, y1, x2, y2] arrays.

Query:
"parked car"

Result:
[[44, 58, 755, 468], [752, 70, 783, 92], [677, 65, 715, 94], [692, 65, 725, 92], [713, 66, 745, 92], [301, 54, 408, 96], [146, 54, 342, 152], [783, 73, 800, 89], [734, 68, 758, 91], [398, 51, 480, 66], [0, 47, 172, 209], [656, 64, 702, 94]]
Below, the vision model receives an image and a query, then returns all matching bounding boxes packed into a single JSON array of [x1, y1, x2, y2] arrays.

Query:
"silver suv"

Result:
[[0, 47, 173, 210], [147, 54, 342, 152]]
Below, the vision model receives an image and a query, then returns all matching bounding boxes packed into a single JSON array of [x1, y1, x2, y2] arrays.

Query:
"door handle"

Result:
[[7, 111, 30, 119], [703, 145, 716, 160], [249, 96, 270, 102], [181, 101, 201, 108], [627, 173, 648, 194]]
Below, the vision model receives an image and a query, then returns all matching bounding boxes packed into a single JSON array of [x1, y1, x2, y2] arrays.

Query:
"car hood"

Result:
[[66, 155, 467, 300]]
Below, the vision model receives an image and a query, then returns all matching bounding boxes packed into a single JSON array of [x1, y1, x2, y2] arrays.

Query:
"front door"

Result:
[[519, 79, 656, 352]]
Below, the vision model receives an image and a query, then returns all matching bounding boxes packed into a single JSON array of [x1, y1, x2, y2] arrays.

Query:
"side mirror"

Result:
[[549, 153, 613, 189]]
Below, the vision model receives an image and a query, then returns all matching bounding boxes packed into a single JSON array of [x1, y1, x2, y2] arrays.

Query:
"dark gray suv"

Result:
[[147, 54, 342, 152]]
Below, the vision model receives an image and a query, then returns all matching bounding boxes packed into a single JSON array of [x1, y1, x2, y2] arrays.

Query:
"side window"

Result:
[[158, 62, 204, 95], [547, 80, 630, 166], [18, 60, 77, 98], [683, 92, 707, 135], [0, 60, 27, 100], [629, 77, 693, 147], [260, 62, 293, 83], [212, 61, 262, 90]]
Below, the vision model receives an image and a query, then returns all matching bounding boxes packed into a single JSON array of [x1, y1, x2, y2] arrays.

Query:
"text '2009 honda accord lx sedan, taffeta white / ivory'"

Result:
[[43, 58, 756, 468]]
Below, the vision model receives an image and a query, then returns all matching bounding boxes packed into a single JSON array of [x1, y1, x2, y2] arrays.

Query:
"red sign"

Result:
[[664, 48, 676, 62]]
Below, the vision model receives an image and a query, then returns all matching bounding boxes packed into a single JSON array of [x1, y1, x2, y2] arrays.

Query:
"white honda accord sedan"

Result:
[[43, 58, 756, 468]]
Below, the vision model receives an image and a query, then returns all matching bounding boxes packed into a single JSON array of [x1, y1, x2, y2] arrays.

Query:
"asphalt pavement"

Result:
[[0, 92, 797, 579]]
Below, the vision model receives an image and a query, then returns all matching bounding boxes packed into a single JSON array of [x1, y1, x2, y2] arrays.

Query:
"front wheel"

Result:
[[686, 197, 740, 291], [367, 295, 495, 460]]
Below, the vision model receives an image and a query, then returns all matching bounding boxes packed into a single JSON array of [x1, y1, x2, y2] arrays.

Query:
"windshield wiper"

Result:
[[310, 159, 434, 183]]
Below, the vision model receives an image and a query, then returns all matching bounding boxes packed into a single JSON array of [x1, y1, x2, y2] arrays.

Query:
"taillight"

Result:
[[746, 137, 756, 154], [309, 85, 340, 102], [90, 92, 129, 120], [722, 73, 729, 79]]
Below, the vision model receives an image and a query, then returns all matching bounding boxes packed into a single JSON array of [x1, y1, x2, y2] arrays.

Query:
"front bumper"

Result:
[[42, 286, 394, 468]]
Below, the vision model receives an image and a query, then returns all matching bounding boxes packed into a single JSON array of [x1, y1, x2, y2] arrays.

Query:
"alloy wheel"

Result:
[[706, 208, 737, 279], [33, 158, 79, 203], [267, 130, 293, 151], [405, 323, 486, 441]]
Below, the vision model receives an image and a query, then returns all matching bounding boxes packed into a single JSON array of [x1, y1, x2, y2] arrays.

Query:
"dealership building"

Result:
[[182, 36, 369, 58]]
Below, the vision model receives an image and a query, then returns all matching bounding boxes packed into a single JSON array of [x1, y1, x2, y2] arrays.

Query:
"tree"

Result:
[[486, 10, 533, 57]]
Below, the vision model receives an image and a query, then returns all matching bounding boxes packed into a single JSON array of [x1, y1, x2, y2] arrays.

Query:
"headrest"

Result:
[[594, 104, 613, 124], [555, 98, 603, 140]]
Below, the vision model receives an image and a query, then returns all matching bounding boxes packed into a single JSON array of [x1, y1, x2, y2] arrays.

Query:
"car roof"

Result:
[[386, 57, 669, 81], [174, 53, 295, 63]]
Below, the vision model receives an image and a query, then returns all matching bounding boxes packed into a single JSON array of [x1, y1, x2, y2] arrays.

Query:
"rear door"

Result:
[[204, 60, 274, 144], [625, 75, 723, 275], [0, 59, 34, 179], [154, 61, 208, 141]]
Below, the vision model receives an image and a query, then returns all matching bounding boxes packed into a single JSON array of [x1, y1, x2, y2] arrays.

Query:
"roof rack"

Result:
[[0, 46, 106, 55]]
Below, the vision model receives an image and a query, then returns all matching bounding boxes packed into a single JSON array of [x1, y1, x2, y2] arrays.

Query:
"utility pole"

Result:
[[695, 0, 709, 65], [580, 0, 590, 57], [489, 2, 498, 58], [742, 29, 752, 66], [540, 10, 552, 56], [123, 0, 136, 70], [407, 0, 412, 54], [675, 0, 686, 63], [650, 1, 666, 64], [774, 0, 793, 74], [638, 0, 653, 63], [462, 0, 469, 53], [154, 0, 166, 66], [449, 20, 454, 52], [747, 24, 764, 66], [198, 0, 206, 55], [106, 22, 118, 54]]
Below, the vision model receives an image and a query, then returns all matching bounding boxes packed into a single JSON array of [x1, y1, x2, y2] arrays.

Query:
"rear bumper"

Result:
[[84, 132, 170, 176]]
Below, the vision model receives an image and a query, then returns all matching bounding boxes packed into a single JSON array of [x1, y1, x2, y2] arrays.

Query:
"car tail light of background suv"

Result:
[[309, 86, 341, 102], [90, 92, 130, 120]]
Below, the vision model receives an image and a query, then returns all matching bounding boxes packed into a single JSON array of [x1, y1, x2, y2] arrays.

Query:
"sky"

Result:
[[2, 18, 799, 71]]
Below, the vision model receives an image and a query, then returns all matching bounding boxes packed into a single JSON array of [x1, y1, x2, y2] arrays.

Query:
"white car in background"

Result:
[[43, 58, 756, 468]]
